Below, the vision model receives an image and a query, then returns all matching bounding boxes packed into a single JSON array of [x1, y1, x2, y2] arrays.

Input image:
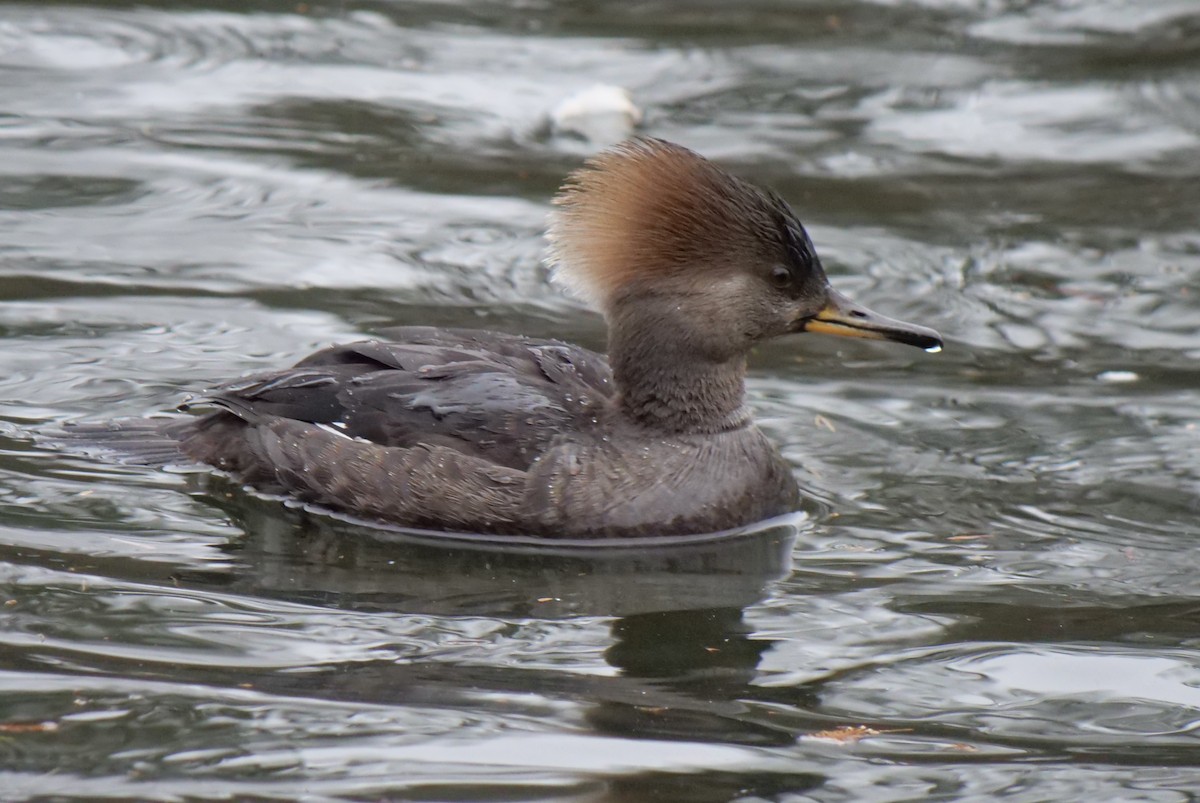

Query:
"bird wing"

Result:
[[187, 327, 614, 470]]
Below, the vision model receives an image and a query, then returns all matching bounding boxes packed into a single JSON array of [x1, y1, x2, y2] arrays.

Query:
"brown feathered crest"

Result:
[[546, 138, 786, 310]]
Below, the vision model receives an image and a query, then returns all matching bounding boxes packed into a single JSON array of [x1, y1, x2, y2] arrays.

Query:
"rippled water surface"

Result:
[[1, 1, 1199, 799]]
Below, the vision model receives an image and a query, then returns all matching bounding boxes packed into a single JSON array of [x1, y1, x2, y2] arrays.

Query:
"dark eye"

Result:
[[770, 265, 792, 288]]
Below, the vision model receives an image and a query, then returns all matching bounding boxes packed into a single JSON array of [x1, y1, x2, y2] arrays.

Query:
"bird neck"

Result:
[[606, 295, 750, 435]]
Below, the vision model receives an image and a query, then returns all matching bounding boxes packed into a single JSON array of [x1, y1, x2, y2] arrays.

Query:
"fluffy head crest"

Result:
[[546, 138, 790, 311]]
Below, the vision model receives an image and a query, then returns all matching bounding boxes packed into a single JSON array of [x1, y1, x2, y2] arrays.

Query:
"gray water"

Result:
[[1, 1, 1199, 800]]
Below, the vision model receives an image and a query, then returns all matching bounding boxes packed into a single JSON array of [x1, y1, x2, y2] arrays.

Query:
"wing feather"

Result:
[[183, 329, 614, 472]]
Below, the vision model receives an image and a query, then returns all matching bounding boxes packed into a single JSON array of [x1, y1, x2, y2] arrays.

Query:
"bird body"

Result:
[[163, 327, 797, 538]]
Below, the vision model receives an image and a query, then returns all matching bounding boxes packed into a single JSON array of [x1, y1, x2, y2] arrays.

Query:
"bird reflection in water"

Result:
[[162, 487, 811, 751]]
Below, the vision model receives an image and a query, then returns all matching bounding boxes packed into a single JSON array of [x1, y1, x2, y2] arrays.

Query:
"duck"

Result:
[[70, 138, 941, 539]]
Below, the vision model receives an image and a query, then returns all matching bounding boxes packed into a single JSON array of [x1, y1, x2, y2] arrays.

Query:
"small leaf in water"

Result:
[[0, 721, 59, 734], [808, 725, 910, 743]]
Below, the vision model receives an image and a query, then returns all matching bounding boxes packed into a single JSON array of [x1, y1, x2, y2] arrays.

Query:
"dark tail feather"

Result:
[[53, 417, 197, 467]]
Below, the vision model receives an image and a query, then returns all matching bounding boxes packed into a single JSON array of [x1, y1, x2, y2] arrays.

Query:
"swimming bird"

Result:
[[72, 138, 941, 539]]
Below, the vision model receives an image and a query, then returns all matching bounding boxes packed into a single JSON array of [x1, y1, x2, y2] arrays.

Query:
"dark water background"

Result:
[[1, 1, 1199, 800]]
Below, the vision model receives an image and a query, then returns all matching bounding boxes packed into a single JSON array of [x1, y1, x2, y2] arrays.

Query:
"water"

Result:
[[1, 0, 1198, 799]]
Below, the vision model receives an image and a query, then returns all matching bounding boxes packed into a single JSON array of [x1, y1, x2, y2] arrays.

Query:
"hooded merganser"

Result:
[[73, 138, 941, 538]]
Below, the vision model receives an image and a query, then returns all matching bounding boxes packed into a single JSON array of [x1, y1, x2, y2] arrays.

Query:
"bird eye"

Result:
[[770, 265, 792, 288]]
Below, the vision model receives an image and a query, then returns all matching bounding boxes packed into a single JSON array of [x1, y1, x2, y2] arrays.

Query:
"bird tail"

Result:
[[52, 417, 197, 467]]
